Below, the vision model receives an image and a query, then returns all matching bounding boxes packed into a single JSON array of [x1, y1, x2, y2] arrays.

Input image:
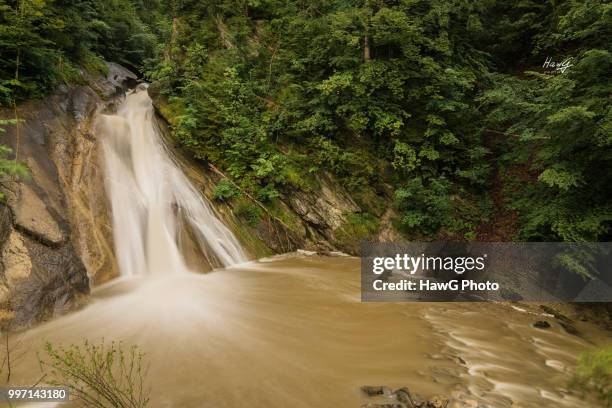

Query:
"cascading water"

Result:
[[96, 84, 246, 276]]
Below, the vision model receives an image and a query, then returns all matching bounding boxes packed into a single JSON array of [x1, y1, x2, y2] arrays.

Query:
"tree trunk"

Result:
[[363, 34, 371, 61], [164, 17, 179, 61]]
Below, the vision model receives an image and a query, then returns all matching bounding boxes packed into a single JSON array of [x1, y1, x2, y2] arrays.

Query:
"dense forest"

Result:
[[1, 0, 610, 244]]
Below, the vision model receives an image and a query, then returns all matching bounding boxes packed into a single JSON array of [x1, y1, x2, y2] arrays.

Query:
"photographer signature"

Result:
[[542, 56, 574, 74]]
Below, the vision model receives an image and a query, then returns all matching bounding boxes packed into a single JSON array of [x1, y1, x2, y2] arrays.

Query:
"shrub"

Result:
[[334, 213, 380, 252], [40, 340, 150, 408], [343, 213, 379, 239], [212, 179, 240, 202], [0, 119, 30, 201], [394, 177, 454, 235], [572, 345, 612, 407], [233, 199, 262, 228]]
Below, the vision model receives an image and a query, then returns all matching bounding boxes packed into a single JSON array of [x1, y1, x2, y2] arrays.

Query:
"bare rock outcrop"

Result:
[[0, 62, 136, 329], [286, 172, 361, 241]]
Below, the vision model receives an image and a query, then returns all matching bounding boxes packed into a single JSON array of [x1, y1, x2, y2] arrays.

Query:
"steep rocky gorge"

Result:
[[0, 63, 137, 328], [149, 81, 381, 256], [0, 63, 372, 329]]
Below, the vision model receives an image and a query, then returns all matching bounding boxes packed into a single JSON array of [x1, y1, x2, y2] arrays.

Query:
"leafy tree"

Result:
[[2, 0, 610, 246], [145, 0, 497, 237], [481, 0, 612, 241], [0, 0, 157, 103], [0, 118, 29, 200], [0, 0, 64, 102]]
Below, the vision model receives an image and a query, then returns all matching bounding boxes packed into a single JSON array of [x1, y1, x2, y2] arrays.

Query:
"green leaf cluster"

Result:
[[572, 344, 612, 407], [480, 0, 612, 241], [145, 0, 495, 237], [0, 0, 157, 103]]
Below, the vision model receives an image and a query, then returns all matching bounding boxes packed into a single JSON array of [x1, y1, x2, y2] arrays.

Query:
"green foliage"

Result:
[[571, 345, 612, 407], [481, 1, 612, 242], [213, 178, 241, 202], [145, 0, 494, 236], [0, 118, 29, 200], [395, 177, 454, 235], [333, 212, 380, 252], [0, 144, 29, 178], [338, 213, 379, 239], [40, 340, 150, 408], [233, 199, 262, 228], [3, 0, 609, 247], [143, 0, 609, 244], [0, 0, 157, 103], [553, 244, 610, 280]]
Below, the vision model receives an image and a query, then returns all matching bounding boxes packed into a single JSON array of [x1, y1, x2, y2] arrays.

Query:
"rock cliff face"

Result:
[[0, 63, 136, 329], [158, 133, 367, 258], [149, 82, 370, 257], [285, 172, 361, 242], [177, 158, 363, 257]]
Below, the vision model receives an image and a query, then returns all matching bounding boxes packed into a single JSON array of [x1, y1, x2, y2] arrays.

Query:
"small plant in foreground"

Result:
[[572, 345, 611, 407], [40, 340, 150, 408]]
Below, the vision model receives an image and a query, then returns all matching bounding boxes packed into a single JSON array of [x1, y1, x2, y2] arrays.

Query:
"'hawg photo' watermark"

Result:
[[361, 242, 612, 302]]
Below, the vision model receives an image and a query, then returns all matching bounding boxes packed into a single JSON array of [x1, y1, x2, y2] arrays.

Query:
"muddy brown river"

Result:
[[9, 254, 609, 407]]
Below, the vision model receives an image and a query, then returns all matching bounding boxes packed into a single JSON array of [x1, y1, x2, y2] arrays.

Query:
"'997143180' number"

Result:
[[1, 387, 69, 402]]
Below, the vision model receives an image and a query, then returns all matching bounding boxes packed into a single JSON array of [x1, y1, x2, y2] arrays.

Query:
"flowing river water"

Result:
[[8, 87, 609, 408]]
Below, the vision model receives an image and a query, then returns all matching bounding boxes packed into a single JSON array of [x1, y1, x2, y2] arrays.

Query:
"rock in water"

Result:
[[539, 305, 580, 335], [361, 385, 388, 397], [533, 320, 551, 329], [394, 387, 426, 407], [427, 395, 449, 408]]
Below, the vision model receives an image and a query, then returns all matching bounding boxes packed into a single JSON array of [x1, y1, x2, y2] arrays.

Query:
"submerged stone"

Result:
[[533, 320, 551, 329], [361, 385, 388, 396]]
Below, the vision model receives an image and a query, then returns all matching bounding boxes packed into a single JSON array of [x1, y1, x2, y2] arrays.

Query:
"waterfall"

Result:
[[96, 84, 246, 276]]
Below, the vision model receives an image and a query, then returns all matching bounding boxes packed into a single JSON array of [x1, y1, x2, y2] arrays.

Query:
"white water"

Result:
[[96, 85, 246, 276]]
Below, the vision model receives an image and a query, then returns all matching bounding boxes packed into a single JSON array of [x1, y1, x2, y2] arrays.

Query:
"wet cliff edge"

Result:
[[0, 63, 137, 329], [147, 80, 395, 258]]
